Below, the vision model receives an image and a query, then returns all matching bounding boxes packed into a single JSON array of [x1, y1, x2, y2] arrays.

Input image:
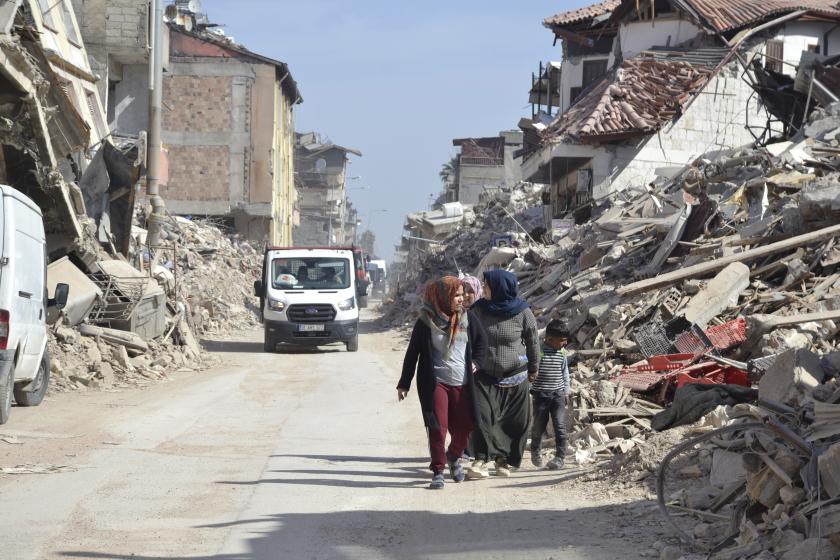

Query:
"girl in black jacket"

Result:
[[397, 276, 487, 489]]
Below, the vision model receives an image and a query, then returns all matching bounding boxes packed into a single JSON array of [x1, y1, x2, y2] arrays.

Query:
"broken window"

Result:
[[582, 59, 608, 88], [60, 1, 80, 45], [36, 0, 56, 28], [765, 40, 784, 73]]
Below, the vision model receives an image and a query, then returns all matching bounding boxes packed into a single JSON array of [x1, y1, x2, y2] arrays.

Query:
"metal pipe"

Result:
[[146, 0, 166, 250]]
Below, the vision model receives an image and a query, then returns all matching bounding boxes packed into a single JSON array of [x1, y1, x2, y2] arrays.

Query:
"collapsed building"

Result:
[[387, 1, 840, 557], [0, 2, 271, 393], [520, 0, 840, 226]]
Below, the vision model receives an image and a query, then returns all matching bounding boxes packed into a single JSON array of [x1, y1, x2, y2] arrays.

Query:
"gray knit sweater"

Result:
[[473, 307, 540, 378]]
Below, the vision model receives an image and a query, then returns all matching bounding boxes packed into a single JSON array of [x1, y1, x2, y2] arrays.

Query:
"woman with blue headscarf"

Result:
[[465, 269, 539, 479]]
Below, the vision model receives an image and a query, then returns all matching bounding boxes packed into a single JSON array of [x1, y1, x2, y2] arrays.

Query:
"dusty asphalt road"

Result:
[[0, 310, 666, 559]]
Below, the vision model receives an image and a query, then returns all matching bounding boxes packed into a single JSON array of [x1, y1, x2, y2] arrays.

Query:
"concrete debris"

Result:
[[386, 103, 840, 559], [48, 217, 261, 393]]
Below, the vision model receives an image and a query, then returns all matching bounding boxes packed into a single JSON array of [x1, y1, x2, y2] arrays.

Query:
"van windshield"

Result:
[[272, 257, 352, 290]]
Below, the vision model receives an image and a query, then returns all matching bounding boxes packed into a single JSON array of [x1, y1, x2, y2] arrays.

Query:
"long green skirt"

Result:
[[471, 374, 530, 468]]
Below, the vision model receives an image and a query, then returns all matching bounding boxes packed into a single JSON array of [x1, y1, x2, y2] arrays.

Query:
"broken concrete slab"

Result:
[[682, 263, 750, 328], [818, 442, 840, 498], [800, 178, 840, 223], [758, 348, 824, 406], [47, 257, 102, 326], [78, 324, 149, 355], [710, 449, 747, 487], [779, 538, 839, 560]]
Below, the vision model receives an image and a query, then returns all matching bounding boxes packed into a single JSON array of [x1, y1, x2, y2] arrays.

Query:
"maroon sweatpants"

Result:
[[428, 383, 474, 473]]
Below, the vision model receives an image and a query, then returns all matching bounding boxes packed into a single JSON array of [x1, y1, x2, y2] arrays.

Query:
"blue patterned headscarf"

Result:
[[473, 269, 529, 319]]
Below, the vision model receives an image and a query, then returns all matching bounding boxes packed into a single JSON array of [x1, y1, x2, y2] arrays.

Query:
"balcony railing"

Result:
[[460, 156, 504, 166]]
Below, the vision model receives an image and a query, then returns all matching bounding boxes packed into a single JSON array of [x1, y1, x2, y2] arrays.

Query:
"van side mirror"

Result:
[[50, 283, 70, 310], [254, 280, 263, 297]]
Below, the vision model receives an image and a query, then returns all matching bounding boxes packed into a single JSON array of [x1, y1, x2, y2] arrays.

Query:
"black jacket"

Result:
[[397, 310, 487, 430]]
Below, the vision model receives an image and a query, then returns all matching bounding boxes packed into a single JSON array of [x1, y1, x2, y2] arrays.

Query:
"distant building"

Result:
[[75, 2, 302, 245], [449, 131, 522, 205], [293, 133, 362, 246]]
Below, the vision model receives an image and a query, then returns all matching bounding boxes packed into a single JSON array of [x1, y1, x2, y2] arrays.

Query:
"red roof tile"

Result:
[[545, 54, 714, 143], [544, 0, 621, 28], [679, 0, 840, 32]]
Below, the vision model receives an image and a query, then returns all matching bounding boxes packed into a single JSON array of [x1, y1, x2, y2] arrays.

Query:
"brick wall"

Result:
[[163, 75, 233, 133], [161, 145, 230, 201]]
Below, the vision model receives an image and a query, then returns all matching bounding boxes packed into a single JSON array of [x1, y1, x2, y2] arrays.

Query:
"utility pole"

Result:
[[146, 0, 166, 250]]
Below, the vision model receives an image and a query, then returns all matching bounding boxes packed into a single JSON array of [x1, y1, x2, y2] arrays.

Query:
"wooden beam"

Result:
[[617, 223, 840, 297]]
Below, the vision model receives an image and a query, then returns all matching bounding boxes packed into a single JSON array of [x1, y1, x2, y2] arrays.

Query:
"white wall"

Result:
[[618, 17, 703, 58], [557, 53, 615, 113], [766, 21, 840, 77], [593, 63, 767, 197]]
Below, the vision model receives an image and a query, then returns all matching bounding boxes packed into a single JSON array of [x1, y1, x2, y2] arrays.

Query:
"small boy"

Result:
[[528, 320, 571, 470]]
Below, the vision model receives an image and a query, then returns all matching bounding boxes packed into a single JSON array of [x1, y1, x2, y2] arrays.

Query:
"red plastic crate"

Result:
[[705, 317, 747, 350]]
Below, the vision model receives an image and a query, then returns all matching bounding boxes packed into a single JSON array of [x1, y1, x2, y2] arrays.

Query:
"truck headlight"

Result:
[[337, 297, 356, 311], [268, 298, 286, 311]]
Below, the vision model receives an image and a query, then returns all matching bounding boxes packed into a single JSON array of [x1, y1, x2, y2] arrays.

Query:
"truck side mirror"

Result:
[[254, 280, 263, 297], [50, 283, 70, 310]]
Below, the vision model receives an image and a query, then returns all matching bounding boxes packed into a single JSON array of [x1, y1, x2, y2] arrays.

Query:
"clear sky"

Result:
[[202, 0, 589, 258]]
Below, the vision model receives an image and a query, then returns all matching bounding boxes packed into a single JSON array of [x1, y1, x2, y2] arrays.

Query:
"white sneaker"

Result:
[[466, 460, 489, 479], [494, 460, 511, 477]]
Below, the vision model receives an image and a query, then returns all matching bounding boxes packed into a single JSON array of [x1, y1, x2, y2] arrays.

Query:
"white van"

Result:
[[0, 185, 68, 424], [255, 247, 359, 352]]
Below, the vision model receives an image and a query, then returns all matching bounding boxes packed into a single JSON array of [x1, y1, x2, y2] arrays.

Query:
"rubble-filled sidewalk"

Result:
[[48, 216, 262, 392], [386, 104, 840, 559]]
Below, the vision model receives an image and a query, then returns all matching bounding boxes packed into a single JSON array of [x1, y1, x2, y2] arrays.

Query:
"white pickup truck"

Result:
[[255, 247, 359, 352], [0, 185, 69, 424]]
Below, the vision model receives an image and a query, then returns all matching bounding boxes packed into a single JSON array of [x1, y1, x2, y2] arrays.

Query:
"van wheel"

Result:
[[358, 296, 369, 309], [346, 334, 359, 352], [0, 365, 14, 425], [263, 328, 276, 353], [14, 351, 50, 407]]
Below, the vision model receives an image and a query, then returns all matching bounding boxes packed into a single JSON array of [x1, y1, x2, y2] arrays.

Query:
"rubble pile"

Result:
[[48, 217, 261, 392], [167, 217, 263, 335], [386, 104, 840, 488], [653, 360, 840, 559], [383, 183, 546, 325]]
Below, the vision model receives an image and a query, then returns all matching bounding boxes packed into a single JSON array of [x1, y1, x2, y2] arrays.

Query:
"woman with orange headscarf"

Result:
[[397, 276, 487, 489]]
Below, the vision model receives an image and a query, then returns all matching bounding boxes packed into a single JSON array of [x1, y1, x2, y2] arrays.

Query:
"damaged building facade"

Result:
[[75, 2, 302, 245], [0, 0, 111, 256], [446, 131, 523, 205], [293, 132, 361, 246], [520, 0, 840, 225]]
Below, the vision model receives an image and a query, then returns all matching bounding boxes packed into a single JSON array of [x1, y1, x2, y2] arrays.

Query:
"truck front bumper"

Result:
[[266, 319, 359, 347]]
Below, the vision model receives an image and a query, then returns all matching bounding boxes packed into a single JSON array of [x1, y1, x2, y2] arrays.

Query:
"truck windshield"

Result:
[[272, 257, 352, 290]]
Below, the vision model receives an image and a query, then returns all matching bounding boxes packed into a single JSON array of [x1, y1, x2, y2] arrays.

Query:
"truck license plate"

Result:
[[299, 324, 325, 332]]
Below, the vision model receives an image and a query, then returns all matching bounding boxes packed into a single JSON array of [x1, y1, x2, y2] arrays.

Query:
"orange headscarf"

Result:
[[420, 276, 466, 349]]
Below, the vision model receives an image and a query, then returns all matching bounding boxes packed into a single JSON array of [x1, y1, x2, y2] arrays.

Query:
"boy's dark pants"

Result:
[[530, 390, 567, 459]]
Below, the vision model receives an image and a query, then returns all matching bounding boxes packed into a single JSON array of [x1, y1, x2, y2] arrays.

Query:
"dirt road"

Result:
[[0, 311, 667, 559]]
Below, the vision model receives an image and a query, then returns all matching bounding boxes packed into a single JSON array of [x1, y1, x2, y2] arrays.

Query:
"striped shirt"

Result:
[[531, 344, 571, 395]]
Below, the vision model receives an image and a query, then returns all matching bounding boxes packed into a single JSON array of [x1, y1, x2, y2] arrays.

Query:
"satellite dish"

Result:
[[164, 5, 177, 20], [188, 0, 203, 13], [315, 158, 327, 174]]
